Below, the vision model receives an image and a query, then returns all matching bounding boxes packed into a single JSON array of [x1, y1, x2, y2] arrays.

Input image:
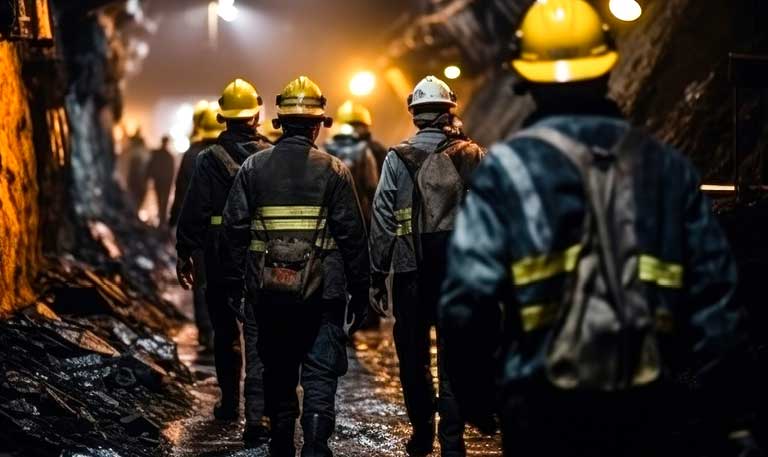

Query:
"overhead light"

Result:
[[700, 184, 736, 192], [444, 65, 461, 80], [609, 0, 643, 22], [170, 104, 194, 153], [349, 71, 376, 97], [173, 136, 191, 153], [217, 0, 239, 22]]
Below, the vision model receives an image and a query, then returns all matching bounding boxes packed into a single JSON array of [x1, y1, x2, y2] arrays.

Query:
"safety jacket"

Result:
[[370, 128, 446, 274], [440, 114, 740, 401], [223, 135, 370, 304], [176, 126, 272, 284]]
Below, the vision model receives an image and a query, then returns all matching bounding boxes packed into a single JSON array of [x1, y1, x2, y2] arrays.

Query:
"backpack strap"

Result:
[[209, 144, 242, 178], [390, 142, 429, 263]]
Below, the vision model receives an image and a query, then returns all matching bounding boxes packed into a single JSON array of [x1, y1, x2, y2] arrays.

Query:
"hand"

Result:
[[369, 273, 390, 317], [176, 256, 194, 290], [344, 293, 369, 336]]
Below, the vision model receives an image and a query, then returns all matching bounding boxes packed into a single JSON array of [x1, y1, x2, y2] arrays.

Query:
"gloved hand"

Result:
[[369, 273, 390, 317], [176, 255, 195, 290], [344, 292, 369, 337]]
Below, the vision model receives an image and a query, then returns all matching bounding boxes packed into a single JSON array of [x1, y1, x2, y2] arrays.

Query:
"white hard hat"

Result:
[[408, 75, 457, 109]]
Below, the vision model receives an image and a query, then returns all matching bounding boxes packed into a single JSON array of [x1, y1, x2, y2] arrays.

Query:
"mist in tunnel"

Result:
[[123, 0, 416, 149]]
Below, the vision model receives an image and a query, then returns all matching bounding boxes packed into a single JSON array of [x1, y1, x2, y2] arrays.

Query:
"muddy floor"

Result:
[[160, 297, 501, 457]]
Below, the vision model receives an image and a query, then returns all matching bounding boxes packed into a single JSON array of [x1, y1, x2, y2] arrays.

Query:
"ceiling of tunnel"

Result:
[[123, 0, 416, 147]]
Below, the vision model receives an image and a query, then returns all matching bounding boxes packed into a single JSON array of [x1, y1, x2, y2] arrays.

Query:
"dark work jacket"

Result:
[[439, 113, 741, 423], [176, 126, 272, 284], [170, 139, 215, 227], [324, 136, 380, 229], [223, 135, 370, 308], [146, 147, 175, 191], [368, 138, 388, 175]]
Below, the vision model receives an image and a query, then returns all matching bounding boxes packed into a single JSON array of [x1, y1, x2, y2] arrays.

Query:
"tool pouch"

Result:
[[259, 238, 323, 301]]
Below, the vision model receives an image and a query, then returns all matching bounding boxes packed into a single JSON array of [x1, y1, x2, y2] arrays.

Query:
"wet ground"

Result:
[[160, 295, 501, 456]]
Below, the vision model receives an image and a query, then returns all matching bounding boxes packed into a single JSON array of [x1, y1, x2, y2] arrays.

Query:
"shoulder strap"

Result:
[[390, 142, 426, 178], [210, 144, 241, 178]]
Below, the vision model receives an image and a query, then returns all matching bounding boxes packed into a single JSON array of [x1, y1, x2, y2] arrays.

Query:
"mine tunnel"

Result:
[[1, 0, 767, 456]]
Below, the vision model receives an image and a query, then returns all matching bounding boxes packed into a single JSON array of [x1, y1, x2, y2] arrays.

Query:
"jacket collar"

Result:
[[276, 134, 317, 150], [524, 97, 624, 128], [218, 123, 258, 163]]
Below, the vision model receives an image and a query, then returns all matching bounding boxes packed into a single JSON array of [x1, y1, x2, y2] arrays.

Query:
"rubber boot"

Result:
[[270, 418, 297, 457], [438, 399, 466, 457], [213, 399, 238, 421], [406, 418, 435, 457], [243, 416, 271, 448], [301, 413, 335, 457]]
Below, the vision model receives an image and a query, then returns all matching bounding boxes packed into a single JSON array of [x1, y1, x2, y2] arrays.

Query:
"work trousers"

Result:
[[206, 281, 265, 422], [243, 299, 265, 425], [393, 270, 466, 457], [254, 294, 349, 456], [501, 386, 675, 457], [191, 250, 213, 349]]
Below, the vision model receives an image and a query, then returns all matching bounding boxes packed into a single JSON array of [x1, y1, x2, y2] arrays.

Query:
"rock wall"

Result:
[[0, 42, 41, 315], [459, 0, 768, 182]]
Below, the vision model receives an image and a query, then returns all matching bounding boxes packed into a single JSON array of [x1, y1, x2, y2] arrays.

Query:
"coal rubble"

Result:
[[0, 257, 195, 457]]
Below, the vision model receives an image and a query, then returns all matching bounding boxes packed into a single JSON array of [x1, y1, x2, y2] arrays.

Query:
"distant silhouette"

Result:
[[145, 136, 176, 227], [125, 130, 150, 208]]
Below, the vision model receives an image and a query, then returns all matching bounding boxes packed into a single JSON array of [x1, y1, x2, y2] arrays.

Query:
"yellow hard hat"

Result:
[[260, 120, 283, 143], [218, 78, 263, 120], [276, 76, 327, 118], [199, 102, 225, 140], [512, 0, 618, 84], [193, 100, 210, 128], [336, 100, 372, 127]]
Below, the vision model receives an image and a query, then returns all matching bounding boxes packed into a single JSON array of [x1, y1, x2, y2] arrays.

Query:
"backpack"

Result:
[[393, 138, 485, 262], [512, 127, 662, 391]]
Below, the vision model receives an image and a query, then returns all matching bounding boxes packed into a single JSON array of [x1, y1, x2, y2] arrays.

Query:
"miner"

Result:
[[145, 135, 175, 227], [175, 78, 272, 446], [324, 122, 379, 228], [169, 101, 218, 354], [369, 76, 486, 457], [439, 1, 742, 457], [169, 100, 213, 228], [223, 76, 370, 457], [336, 100, 388, 173]]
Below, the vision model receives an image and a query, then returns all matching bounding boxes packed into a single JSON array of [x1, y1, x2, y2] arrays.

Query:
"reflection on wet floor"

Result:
[[162, 321, 500, 456]]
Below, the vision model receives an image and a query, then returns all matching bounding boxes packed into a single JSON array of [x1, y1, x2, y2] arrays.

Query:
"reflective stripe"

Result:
[[258, 206, 324, 218], [492, 143, 553, 251], [395, 207, 412, 222], [210, 216, 223, 226], [316, 237, 338, 250], [520, 303, 559, 332], [396, 219, 413, 236], [639, 255, 683, 289], [250, 239, 266, 252], [252, 219, 327, 231], [512, 245, 581, 286]]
